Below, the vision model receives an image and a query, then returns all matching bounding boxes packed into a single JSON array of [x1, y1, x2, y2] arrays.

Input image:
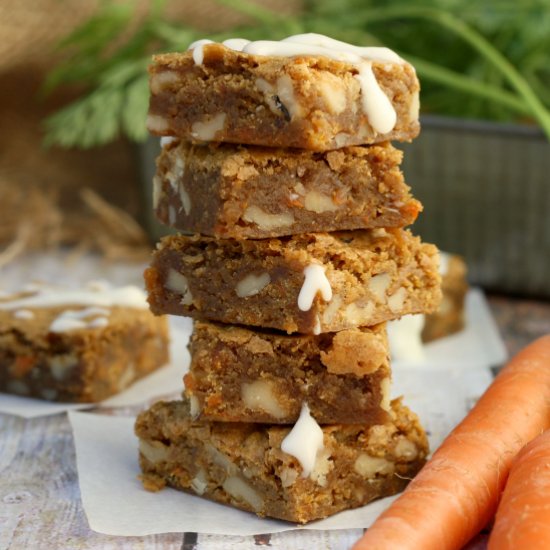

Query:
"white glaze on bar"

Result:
[[297, 264, 332, 312], [222, 38, 251, 51], [0, 284, 147, 311], [187, 32, 405, 133], [281, 403, 324, 478], [188, 39, 214, 65], [355, 61, 396, 133], [49, 307, 111, 333]]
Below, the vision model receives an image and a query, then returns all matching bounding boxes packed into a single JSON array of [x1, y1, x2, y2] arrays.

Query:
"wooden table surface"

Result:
[[1, 294, 549, 550]]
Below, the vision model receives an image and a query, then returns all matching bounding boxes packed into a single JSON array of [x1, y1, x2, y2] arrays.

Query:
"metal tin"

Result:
[[401, 115, 550, 298]]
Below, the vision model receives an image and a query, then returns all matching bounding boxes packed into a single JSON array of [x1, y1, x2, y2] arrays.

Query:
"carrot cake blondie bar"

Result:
[[185, 320, 391, 424], [136, 396, 428, 523], [145, 229, 441, 334], [154, 140, 421, 238], [147, 34, 420, 151], [0, 282, 169, 402]]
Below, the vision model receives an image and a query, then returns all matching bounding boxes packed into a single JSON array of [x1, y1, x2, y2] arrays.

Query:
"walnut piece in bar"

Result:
[[154, 140, 421, 238], [147, 38, 420, 151], [145, 229, 441, 334], [135, 396, 428, 523], [185, 320, 391, 424], [0, 283, 169, 402]]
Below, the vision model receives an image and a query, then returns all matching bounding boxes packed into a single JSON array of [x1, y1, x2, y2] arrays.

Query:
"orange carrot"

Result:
[[353, 334, 550, 550], [488, 429, 550, 549]]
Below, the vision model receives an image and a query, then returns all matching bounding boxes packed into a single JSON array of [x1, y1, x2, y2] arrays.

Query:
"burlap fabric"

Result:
[[0, 0, 297, 262]]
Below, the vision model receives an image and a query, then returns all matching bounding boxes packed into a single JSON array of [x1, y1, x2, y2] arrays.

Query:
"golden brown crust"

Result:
[[147, 44, 420, 150], [145, 228, 442, 334], [154, 140, 421, 238], [135, 397, 429, 523], [186, 320, 390, 424]]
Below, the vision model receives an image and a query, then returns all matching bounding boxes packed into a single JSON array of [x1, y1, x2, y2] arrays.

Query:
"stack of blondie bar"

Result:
[[136, 34, 441, 523]]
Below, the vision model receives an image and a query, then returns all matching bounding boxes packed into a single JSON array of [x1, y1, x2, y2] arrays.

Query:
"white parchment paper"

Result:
[[0, 316, 192, 418], [69, 367, 494, 536], [67, 289, 503, 536], [392, 288, 507, 370]]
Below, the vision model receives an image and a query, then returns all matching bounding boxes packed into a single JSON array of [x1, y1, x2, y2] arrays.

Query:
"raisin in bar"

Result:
[[154, 140, 421, 238], [145, 229, 441, 334], [185, 320, 391, 424], [136, 396, 428, 523], [0, 283, 169, 402], [147, 36, 420, 151]]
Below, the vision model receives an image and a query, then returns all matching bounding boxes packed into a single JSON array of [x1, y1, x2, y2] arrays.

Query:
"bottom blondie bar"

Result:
[[135, 397, 428, 523]]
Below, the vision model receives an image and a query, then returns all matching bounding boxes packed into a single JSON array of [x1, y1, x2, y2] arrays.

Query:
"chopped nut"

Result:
[[139, 440, 170, 464], [146, 114, 170, 134], [150, 70, 179, 94], [279, 466, 299, 488], [322, 294, 343, 325], [242, 206, 294, 230], [179, 184, 191, 215], [304, 191, 338, 214], [380, 377, 391, 411], [241, 380, 286, 419], [394, 437, 418, 460], [276, 74, 301, 118], [165, 269, 193, 306], [388, 287, 407, 313], [190, 468, 208, 495], [354, 453, 395, 477], [318, 74, 347, 114], [222, 476, 263, 512], [309, 448, 333, 487], [191, 113, 226, 140], [235, 272, 271, 298], [369, 273, 391, 302]]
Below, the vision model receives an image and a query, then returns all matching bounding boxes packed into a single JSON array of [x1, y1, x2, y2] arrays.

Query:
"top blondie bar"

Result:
[[147, 34, 420, 151]]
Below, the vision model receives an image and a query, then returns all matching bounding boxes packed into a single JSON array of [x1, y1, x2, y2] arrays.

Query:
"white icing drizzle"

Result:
[[356, 62, 396, 134], [387, 314, 426, 362], [281, 403, 324, 478], [0, 284, 148, 311], [222, 38, 251, 51], [14, 309, 34, 320], [189, 39, 214, 65], [297, 264, 332, 312], [49, 307, 111, 333], [187, 32, 404, 133]]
